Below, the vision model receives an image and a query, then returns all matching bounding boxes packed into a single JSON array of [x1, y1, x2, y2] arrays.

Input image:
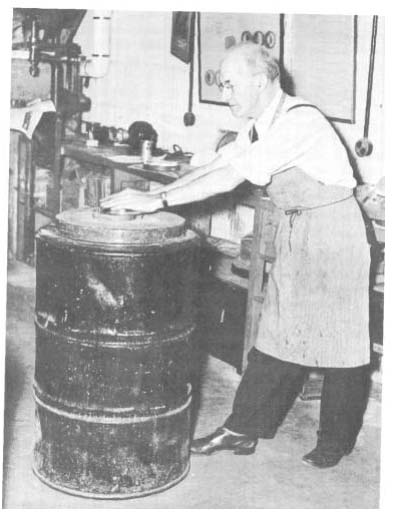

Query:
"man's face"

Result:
[[219, 55, 264, 119]]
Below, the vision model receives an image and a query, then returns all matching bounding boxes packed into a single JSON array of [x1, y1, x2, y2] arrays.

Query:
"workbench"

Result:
[[32, 135, 193, 222], [61, 138, 192, 187]]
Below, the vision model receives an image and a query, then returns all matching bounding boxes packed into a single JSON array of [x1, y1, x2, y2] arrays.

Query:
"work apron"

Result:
[[255, 167, 371, 368]]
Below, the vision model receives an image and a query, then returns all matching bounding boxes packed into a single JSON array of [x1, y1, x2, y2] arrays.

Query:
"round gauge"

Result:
[[253, 31, 265, 45], [204, 69, 216, 86], [241, 30, 252, 42], [264, 31, 276, 49], [215, 70, 222, 88]]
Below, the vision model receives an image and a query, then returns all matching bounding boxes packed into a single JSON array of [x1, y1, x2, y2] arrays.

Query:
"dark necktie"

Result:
[[250, 124, 259, 143]]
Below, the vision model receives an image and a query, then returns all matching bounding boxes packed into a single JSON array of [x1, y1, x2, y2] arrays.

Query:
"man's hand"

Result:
[[100, 188, 162, 213]]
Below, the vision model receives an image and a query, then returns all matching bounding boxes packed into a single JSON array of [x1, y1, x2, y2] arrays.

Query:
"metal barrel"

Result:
[[33, 208, 200, 499]]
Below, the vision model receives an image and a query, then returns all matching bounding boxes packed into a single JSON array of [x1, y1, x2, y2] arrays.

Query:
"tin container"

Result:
[[141, 140, 153, 164]]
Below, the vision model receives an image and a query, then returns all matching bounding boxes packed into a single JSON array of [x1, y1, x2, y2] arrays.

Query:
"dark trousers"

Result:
[[224, 348, 370, 453]]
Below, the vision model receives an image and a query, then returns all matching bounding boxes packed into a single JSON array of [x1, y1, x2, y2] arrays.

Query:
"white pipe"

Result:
[[81, 10, 112, 79]]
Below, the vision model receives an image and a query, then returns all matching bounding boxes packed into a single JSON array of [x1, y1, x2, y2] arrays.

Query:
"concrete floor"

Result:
[[2, 261, 381, 508]]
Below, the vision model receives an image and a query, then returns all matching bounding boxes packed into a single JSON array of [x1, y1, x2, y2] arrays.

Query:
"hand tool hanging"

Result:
[[355, 15, 378, 157], [184, 12, 196, 126]]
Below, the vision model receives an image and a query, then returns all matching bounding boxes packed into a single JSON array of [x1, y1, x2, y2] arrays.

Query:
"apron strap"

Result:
[[283, 194, 353, 216], [286, 103, 322, 114]]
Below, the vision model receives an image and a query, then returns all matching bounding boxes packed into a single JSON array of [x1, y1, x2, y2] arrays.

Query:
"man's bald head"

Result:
[[221, 42, 280, 82], [218, 42, 281, 119]]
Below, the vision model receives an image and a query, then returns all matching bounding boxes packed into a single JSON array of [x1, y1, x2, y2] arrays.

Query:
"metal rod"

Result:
[[364, 15, 378, 138], [187, 13, 195, 113]]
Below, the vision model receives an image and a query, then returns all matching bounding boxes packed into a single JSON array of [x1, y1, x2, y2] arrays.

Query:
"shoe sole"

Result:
[[301, 458, 341, 469], [191, 445, 256, 456], [302, 452, 349, 469]]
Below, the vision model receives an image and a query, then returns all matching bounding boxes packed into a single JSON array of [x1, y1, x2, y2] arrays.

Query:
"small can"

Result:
[[141, 140, 153, 163], [115, 128, 128, 143]]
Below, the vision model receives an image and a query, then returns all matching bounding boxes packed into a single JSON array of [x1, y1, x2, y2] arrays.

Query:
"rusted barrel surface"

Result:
[[33, 208, 199, 499]]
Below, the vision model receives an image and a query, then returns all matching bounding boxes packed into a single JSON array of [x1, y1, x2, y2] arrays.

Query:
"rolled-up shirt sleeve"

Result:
[[216, 140, 241, 162], [216, 120, 252, 164], [228, 108, 352, 187]]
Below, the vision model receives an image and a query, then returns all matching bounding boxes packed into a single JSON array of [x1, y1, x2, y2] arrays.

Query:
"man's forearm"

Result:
[[164, 164, 244, 207], [150, 156, 223, 195], [100, 160, 244, 212]]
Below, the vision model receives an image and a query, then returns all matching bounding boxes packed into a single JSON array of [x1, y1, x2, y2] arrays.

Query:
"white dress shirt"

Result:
[[218, 89, 356, 189]]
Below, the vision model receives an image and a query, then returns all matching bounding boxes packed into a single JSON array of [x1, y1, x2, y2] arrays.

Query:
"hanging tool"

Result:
[[29, 16, 40, 77], [355, 15, 378, 157], [184, 13, 196, 126]]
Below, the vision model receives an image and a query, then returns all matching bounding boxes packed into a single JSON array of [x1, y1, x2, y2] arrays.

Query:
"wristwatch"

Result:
[[160, 191, 169, 208]]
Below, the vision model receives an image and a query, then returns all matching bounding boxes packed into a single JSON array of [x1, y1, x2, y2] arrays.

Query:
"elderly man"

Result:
[[101, 42, 370, 469]]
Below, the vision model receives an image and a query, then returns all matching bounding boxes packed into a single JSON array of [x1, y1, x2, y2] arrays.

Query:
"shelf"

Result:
[[33, 206, 56, 219], [373, 283, 384, 294], [372, 342, 383, 355], [61, 138, 191, 185], [202, 239, 248, 290], [215, 269, 249, 290], [12, 50, 30, 60], [204, 236, 240, 258]]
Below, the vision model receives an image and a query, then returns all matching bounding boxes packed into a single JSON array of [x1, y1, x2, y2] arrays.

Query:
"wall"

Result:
[[11, 56, 51, 103], [75, 11, 385, 184], [75, 11, 244, 155], [283, 14, 384, 184]]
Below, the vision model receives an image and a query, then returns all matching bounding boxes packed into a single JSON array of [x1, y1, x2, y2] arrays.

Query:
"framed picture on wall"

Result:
[[284, 14, 357, 123], [198, 12, 283, 105], [171, 12, 196, 64]]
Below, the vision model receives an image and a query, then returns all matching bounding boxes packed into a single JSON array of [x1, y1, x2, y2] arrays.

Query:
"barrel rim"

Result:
[[32, 461, 190, 500], [55, 208, 187, 245], [36, 224, 200, 252]]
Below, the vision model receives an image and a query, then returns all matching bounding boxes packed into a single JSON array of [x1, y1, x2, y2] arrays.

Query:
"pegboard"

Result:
[[198, 12, 281, 105]]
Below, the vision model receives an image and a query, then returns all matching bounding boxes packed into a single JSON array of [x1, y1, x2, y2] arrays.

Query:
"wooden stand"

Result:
[[241, 190, 280, 371]]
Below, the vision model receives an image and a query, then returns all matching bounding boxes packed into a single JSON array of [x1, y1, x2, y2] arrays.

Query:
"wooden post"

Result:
[[241, 192, 280, 372]]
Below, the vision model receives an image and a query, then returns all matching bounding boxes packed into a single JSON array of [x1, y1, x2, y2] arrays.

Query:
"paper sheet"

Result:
[[10, 99, 56, 139], [108, 155, 143, 164], [108, 155, 167, 165]]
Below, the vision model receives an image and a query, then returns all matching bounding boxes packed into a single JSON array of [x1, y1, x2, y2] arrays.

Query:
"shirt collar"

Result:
[[254, 88, 284, 137]]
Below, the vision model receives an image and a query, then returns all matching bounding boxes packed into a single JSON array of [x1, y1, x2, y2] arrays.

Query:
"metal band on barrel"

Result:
[[33, 384, 192, 424], [35, 316, 195, 348]]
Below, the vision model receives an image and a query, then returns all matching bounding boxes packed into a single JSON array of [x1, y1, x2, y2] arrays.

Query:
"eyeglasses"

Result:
[[217, 80, 237, 93], [217, 73, 264, 93]]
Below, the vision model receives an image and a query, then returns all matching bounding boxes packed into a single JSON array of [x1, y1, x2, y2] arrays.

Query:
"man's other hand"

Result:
[[100, 189, 162, 213]]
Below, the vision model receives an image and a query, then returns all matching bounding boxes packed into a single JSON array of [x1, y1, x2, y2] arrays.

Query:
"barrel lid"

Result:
[[56, 208, 186, 245]]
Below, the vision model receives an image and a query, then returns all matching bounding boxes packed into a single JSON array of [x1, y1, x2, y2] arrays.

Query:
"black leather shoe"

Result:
[[302, 447, 348, 469], [191, 427, 258, 456]]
